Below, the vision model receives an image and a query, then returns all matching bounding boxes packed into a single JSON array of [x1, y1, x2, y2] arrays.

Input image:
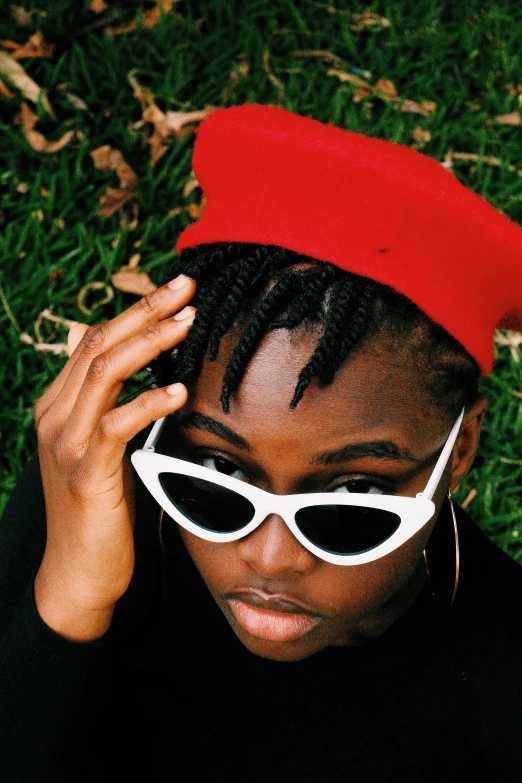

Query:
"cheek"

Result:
[[328, 522, 435, 618]]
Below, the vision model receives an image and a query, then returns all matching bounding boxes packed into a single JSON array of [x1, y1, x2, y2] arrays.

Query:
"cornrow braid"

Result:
[[220, 271, 303, 412], [206, 250, 275, 361], [148, 242, 480, 418]]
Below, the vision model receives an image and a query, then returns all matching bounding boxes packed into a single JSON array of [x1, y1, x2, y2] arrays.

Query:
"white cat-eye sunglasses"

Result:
[[131, 409, 464, 566]]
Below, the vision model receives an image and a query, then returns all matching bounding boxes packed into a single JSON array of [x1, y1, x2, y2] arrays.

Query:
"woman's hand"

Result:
[[33, 275, 196, 640]]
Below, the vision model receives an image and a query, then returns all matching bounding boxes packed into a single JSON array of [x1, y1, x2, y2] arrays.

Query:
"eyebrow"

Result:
[[180, 412, 419, 464], [181, 412, 251, 450], [311, 441, 418, 465]]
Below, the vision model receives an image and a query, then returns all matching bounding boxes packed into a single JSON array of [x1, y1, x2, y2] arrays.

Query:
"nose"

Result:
[[236, 513, 318, 577]]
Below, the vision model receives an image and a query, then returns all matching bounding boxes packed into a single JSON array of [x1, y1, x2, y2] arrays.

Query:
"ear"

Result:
[[449, 394, 488, 492]]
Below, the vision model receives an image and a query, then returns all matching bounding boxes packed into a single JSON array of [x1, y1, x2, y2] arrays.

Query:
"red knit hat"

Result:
[[176, 103, 522, 375]]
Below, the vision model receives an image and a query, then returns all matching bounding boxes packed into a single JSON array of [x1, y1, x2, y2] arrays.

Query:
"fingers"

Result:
[[64, 306, 196, 446], [36, 274, 196, 421], [81, 383, 189, 484], [68, 323, 89, 357]]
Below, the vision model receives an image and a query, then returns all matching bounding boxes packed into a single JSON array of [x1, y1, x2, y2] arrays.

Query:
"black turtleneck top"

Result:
[[1, 425, 521, 782]]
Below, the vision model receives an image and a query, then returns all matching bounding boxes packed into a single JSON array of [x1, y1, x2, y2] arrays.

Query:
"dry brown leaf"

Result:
[[91, 144, 138, 216], [0, 79, 15, 97], [182, 175, 200, 199], [0, 50, 52, 113], [111, 268, 156, 296], [328, 68, 436, 116], [263, 52, 284, 105], [66, 92, 88, 110], [351, 10, 390, 31], [169, 196, 207, 219], [89, 0, 107, 13], [20, 102, 74, 152], [111, 253, 156, 296], [1, 31, 54, 59], [98, 187, 136, 218], [494, 330, 522, 362], [222, 54, 250, 101], [10, 5, 35, 28], [91, 144, 137, 189], [461, 489, 477, 510], [495, 111, 521, 126], [77, 282, 114, 316], [20, 332, 68, 355], [129, 72, 214, 165], [401, 99, 436, 117], [108, 7, 160, 35], [444, 150, 522, 177], [411, 126, 431, 150], [507, 83, 522, 97]]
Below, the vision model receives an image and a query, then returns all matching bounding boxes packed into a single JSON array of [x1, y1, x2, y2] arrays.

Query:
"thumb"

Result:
[[67, 322, 89, 358]]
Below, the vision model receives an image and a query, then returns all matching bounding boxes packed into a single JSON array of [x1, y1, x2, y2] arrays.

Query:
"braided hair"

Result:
[[148, 243, 479, 417]]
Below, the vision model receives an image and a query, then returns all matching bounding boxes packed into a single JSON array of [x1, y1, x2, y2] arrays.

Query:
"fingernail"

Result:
[[173, 306, 195, 321], [166, 383, 185, 396], [168, 274, 192, 291]]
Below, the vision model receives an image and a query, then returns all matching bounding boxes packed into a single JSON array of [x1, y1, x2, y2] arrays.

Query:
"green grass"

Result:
[[0, 0, 521, 558]]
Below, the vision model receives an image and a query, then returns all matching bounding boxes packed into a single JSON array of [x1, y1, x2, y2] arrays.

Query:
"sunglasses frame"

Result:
[[131, 408, 464, 566]]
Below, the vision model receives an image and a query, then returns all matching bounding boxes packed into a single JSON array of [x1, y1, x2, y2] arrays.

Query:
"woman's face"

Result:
[[170, 326, 485, 662]]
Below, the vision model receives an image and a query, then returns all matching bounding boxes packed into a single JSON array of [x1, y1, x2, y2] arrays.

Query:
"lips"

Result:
[[224, 590, 324, 643]]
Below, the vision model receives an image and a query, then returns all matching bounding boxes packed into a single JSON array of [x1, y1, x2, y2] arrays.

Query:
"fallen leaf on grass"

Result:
[[494, 330, 522, 363], [89, 0, 107, 12], [0, 31, 54, 59], [444, 150, 522, 177], [411, 126, 431, 149], [112, 268, 156, 296], [20, 102, 74, 152], [111, 253, 157, 296], [77, 282, 114, 316], [0, 50, 52, 113], [182, 175, 200, 199], [263, 52, 284, 105], [108, 8, 160, 34], [19, 309, 79, 356], [351, 10, 390, 31], [0, 79, 15, 97], [494, 111, 521, 126], [328, 69, 436, 116], [461, 489, 477, 509], [91, 144, 138, 217], [108, 1, 178, 35], [222, 54, 250, 101], [64, 91, 88, 111], [10, 6, 35, 28], [129, 71, 214, 166], [169, 196, 207, 220]]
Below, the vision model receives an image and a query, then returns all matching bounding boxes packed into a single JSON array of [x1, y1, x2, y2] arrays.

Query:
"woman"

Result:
[[1, 104, 521, 782]]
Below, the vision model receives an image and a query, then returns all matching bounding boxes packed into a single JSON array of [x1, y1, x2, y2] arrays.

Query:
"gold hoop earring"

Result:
[[423, 490, 460, 608], [158, 507, 169, 554]]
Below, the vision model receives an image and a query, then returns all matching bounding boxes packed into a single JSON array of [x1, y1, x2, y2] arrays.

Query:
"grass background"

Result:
[[0, 0, 521, 559]]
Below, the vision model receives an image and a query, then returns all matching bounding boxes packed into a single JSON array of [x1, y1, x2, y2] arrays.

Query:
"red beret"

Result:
[[176, 103, 522, 375]]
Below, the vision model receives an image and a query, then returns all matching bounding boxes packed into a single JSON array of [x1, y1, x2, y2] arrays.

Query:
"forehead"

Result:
[[184, 326, 448, 453]]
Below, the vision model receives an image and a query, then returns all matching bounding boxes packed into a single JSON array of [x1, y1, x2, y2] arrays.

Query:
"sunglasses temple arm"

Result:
[[417, 407, 465, 501], [142, 417, 167, 452]]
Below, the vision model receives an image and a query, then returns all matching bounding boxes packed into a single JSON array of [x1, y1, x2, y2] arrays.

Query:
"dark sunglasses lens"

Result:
[[295, 504, 401, 555], [159, 473, 255, 533]]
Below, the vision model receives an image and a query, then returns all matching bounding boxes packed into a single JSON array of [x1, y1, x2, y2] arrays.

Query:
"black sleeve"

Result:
[[0, 451, 117, 782]]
